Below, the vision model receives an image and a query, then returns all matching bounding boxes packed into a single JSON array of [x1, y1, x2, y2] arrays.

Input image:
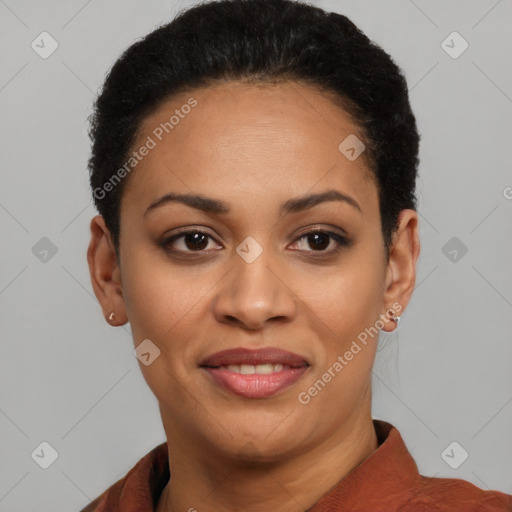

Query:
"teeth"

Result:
[[220, 363, 285, 374], [240, 364, 255, 374]]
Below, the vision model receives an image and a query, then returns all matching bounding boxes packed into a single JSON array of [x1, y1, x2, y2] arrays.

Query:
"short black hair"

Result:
[[88, 0, 420, 261]]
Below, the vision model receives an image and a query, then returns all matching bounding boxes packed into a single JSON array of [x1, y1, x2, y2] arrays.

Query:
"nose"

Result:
[[211, 245, 297, 330]]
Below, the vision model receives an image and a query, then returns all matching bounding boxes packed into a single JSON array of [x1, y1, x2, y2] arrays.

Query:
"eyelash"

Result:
[[159, 227, 350, 258]]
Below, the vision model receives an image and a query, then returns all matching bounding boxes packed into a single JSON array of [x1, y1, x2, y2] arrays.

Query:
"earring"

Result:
[[391, 314, 400, 325], [108, 311, 116, 322]]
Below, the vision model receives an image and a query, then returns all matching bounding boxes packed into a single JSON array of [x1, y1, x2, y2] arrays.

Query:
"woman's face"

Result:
[[89, 80, 419, 462]]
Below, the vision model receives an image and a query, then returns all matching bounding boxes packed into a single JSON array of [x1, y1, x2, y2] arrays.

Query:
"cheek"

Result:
[[120, 252, 210, 406], [298, 251, 384, 397], [301, 273, 381, 409], [120, 249, 213, 345], [299, 256, 383, 338]]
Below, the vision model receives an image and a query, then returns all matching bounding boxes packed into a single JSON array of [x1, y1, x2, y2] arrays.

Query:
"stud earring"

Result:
[[108, 311, 116, 322]]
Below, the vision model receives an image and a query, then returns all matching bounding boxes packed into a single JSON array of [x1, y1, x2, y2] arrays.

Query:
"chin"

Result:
[[206, 422, 307, 464]]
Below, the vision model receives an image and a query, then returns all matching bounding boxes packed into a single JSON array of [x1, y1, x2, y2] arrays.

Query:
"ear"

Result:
[[87, 215, 128, 326], [380, 209, 420, 333]]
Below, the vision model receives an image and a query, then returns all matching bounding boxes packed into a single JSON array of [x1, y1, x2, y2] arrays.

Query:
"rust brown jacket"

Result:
[[79, 420, 512, 511]]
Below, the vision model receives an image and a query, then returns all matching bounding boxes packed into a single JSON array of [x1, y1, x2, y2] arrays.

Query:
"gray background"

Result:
[[0, 0, 511, 510]]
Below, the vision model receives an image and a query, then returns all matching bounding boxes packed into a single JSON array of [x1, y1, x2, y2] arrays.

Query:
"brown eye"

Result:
[[290, 229, 350, 256], [181, 232, 209, 251], [160, 227, 350, 258], [161, 230, 220, 253], [305, 232, 330, 251]]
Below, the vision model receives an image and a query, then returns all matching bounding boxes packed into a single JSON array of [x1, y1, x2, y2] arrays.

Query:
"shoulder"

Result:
[[402, 474, 512, 512], [310, 420, 512, 512], [78, 441, 169, 512], [78, 460, 141, 512]]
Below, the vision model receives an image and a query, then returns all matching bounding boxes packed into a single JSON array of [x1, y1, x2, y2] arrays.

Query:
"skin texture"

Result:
[[87, 80, 420, 512]]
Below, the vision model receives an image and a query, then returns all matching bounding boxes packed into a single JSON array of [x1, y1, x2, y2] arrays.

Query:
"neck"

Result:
[[156, 407, 378, 512]]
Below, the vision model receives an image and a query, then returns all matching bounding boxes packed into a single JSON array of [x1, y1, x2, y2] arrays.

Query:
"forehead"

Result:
[[121, 80, 377, 218]]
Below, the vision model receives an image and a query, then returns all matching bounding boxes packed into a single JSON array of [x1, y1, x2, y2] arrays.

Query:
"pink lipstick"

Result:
[[200, 347, 310, 399]]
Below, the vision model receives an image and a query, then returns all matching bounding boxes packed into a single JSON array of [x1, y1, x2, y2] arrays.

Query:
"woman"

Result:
[[82, 0, 512, 510]]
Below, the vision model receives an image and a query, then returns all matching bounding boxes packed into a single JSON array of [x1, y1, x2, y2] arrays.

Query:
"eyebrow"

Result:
[[143, 189, 362, 217]]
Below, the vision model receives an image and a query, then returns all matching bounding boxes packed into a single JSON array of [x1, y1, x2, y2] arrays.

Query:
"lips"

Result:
[[200, 347, 309, 368], [200, 347, 310, 399]]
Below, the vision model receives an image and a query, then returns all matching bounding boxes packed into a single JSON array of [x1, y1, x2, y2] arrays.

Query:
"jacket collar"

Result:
[[309, 419, 420, 510], [97, 419, 420, 511]]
